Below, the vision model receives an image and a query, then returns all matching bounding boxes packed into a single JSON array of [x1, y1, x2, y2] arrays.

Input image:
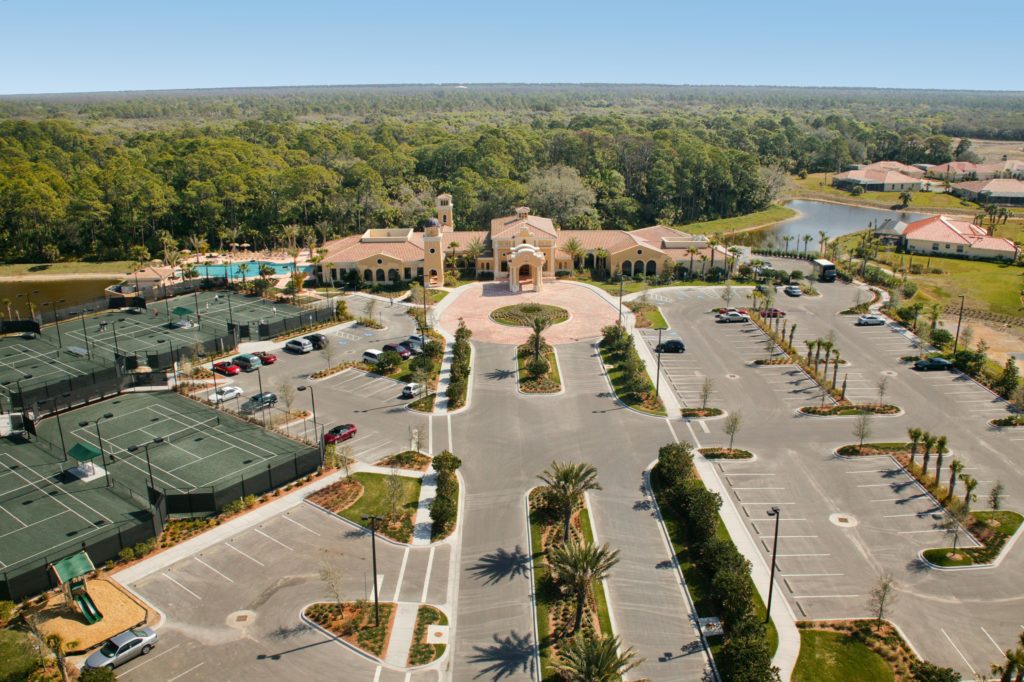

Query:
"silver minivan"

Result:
[[285, 338, 313, 354], [362, 349, 383, 364], [233, 353, 262, 371]]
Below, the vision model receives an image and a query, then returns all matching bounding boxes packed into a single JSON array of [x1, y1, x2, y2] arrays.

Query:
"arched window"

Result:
[[388, 268, 400, 282], [646, 260, 657, 276], [622, 260, 633, 276], [584, 253, 595, 268], [634, 260, 644, 275], [363, 269, 373, 281], [375, 268, 385, 281]]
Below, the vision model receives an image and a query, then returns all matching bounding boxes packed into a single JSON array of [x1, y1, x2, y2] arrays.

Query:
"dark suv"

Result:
[[655, 339, 685, 353], [304, 333, 328, 350]]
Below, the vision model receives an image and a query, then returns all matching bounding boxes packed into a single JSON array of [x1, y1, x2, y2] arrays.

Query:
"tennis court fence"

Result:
[[160, 446, 321, 516], [14, 369, 173, 416]]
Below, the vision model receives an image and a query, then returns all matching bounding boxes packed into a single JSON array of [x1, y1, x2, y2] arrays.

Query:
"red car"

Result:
[[254, 351, 277, 365], [383, 343, 412, 360], [213, 361, 240, 376], [762, 308, 786, 318], [716, 307, 749, 315], [324, 423, 357, 444]]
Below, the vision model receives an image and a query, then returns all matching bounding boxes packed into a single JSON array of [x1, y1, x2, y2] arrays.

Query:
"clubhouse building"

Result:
[[318, 195, 729, 290]]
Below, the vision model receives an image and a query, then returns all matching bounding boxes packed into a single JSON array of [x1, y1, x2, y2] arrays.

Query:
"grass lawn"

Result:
[[0, 260, 134, 276], [517, 347, 562, 393], [923, 510, 1023, 566], [598, 344, 666, 416], [789, 173, 975, 212], [793, 629, 893, 682], [336, 472, 421, 543], [681, 204, 797, 236], [0, 629, 42, 682]]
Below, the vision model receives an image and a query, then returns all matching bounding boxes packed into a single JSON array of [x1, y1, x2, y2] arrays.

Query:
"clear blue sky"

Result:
[[2, 0, 1022, 95]]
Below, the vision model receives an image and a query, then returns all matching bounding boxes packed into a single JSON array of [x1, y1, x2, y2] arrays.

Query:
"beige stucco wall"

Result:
[[905, 239, 1016, 261], [608, 244, 667, 277]]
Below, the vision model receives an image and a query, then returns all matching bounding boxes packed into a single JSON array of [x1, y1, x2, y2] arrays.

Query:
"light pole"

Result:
[[256, 366, 266, 426], [37, 395, 69, 461], [766, 506, 781, 624], [952, 295, 966, 354], [79, 308, 92, 357], [17, 289, 39, 320], [79, 412, 114, 487], [111, 317, 127, 365], [44, 299, 65, 347], [127, 436, 164, 493], [362, 514, 382, 626], [617, 277, 624, 325], [654, 327, 665, 401], [297, 385, 322, 465]]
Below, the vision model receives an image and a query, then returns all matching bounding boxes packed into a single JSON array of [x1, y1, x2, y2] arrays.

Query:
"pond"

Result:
[[732, 199, 930, 249], [2, 278, 121, 318]]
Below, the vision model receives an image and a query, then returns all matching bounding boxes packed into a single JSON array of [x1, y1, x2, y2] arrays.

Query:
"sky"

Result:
[[1, 0, 1023, 95]]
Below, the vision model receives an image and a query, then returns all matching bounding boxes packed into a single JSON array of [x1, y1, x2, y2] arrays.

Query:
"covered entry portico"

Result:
[[506, 244, 545, 293]]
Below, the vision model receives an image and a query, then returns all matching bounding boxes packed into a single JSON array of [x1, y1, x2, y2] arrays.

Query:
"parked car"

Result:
[[232, 353, 262, 372], [856, 314, 886, 326], [241, 392, 278, 412], [762, 308, 786, 318], [914, 357, 954, 372], [655, 339, 686, 353], [783, 285, 803, 297], [324, 423, 357, 443], [716, 311, 750, 323], [304, 333, 328, 350], [83, 628, 158, 669], [210, 386, 243, 404], [755, 284, 774, 295], [716, 307, 748, 315], [284, 338, 313, 354], [383, 342, 412, 359], [402, 383, 422, 399], [253, 351, 277, 365], [399, 340, 422, 355], [362, 349, 383, 364], [407, 334, 427, 348], [212, 361, 240, 376]]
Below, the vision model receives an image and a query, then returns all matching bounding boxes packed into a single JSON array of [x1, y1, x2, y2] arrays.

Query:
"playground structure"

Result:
[[50, 551, 103, 625]]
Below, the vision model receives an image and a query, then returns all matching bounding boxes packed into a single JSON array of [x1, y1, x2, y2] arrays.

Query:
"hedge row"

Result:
[[429, 451, 462, 539], [445, 321, 472, 409]]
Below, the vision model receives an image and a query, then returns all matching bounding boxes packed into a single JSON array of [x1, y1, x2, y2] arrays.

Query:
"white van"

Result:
[[362, 349, 383, 364], [285, 338, 313, 354]]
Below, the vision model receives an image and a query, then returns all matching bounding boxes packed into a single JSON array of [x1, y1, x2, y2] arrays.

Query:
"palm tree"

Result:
[[563, 237, 585, 272], [686, 248, 697, 280], [782, 235, 793, 254], [727, 246, 742, 278], [237, 262, 249, 284], [805, 339, 816, 366], [188, 235, 209, 263], [448, 241, 460, 270], [908, 428, 923, 467], [553, 633, 642, 682], [548, 540, 619, 634], [934, 435, 948, 482], [961, 474, 979, 514], [708, 239, 719, 274], [831, 351, 841, 388], [2, 298, 11, 320], [802, 234, 813, 255], [698, 254, 708, 279], [947, 459, 965, 501], [927, 303, 942, 332], [813, 338, 825, 368], [819, 340, 834, 371], [529, 316, 551, 362], [465, 237, 485, 273], [538, 462, 602, 544], [818, 230, 828, 256], [921, 433, 936, 475]]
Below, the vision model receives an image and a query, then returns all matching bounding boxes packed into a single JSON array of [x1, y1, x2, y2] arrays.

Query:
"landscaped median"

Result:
[[308, 470, 422, 543], [625, 299, 667, 328], [304, 600, 396, 659], [699, 447, 753, 460], [444, 321, 472, 410], [529, 462, 639, 681], [598, 322, 666, 416], [649, 442, 778, 679], [837, 437, 1023, 567], [800, 403, 900, 417]]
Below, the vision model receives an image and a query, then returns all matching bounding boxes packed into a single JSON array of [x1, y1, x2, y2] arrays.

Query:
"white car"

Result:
[[856, 314, 886, 326], [716, 311, 750, 323], [402, 383, 422, 399], [210, 386, 243, 403]]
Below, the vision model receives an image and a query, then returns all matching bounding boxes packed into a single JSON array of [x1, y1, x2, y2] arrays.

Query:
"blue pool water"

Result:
[[196, 261, 314, 279]]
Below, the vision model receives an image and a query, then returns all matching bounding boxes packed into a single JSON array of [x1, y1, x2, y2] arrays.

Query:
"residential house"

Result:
[[831, 169, 923, 192], [901, 215, 1018, 261], [952, 178, 1024, 206]]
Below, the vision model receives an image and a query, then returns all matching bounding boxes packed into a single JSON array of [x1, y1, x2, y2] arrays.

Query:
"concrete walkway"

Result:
[[385, 602, 420, 667], [412, 465, 437, 545]]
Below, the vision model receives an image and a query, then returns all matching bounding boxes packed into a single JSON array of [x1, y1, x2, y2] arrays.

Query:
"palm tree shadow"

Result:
[[486, 368, 516, 381], [469, 630, 536, 680], [469, 545, 531, 585]]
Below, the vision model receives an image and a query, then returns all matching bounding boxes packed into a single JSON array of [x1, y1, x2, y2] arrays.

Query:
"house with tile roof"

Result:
[[952, 178, 1024, 206], [858, 161, 926, 178], [317, 194, 730, 290], [831, 169, 923, 192], [901, 215, 1018, 261]]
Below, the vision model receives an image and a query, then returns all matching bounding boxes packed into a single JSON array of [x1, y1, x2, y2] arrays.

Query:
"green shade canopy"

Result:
[[51, 551, 95, 584], [171, 306, 193, 317], [68, 442, 102, 463]]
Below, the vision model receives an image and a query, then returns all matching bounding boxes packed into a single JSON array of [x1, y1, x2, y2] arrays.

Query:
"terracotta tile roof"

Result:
[[928, 161, 977, 176], [491, 213, 557, 238], [863, 161, 924, 177], [321, 235, 424, 263], [833, 169, 922, 185], [556, 230, 637, 252], [954, 178, 1024, 195], [443, 231, 489, 251], [904, 215, 1017, 253]]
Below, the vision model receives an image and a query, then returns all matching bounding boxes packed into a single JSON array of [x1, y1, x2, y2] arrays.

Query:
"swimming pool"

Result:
[[196, 261, 314, 279]]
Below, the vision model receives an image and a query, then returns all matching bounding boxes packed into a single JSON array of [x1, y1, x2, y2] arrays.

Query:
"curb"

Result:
[[795, 406, 905, 419], [523, 488, 543, 680]]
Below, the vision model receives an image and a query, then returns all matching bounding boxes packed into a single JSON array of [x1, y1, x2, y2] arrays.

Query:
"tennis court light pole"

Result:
[[79, 412, 114, 487], [297, 385, 322, 464], [44, 299, 65, 347], [256, 366, 266, 426], [37, 397, 68, 461], [128, 436, 164, 492], [362, 514, 383, 626], [79, 308, 92, 358]]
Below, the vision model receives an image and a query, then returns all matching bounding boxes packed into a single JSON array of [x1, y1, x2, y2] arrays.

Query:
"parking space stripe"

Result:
[[282, 514, 321, 536], [195, 557, 234, 583], [118, 644, 181, 676], [776, 553, 830, 557], [255, 528, 294, 551], [981, 627, 1004, 655], [167, 663, 205, 681], [793, 594, 858, 599], [421, 545, 436, 604], [782, 573, 843, 577], [163, 573, 201, 599], [224, 542, 265, 566], [941, 628, 976, 675]]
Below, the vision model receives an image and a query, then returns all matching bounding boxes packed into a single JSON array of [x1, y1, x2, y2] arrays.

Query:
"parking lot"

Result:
[[115, 499, 450, 681]]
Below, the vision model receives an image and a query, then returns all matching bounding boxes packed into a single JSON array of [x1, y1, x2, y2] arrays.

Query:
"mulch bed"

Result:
[[681, 407, 723, 418], [699, 447, 753, 460], [801, 403, 900, 416], [305, 601, 396, 658], [307, 479, 364, 512], [376, 451, 431, 472]]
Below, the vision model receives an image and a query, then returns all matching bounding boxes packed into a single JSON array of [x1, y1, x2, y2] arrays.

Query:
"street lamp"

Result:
[[617, 277, 624, 325], [654, 327, 666, 401], [37, 395, 70, 461], [256, 366, 266, 426], [952, 295, 966, 354], [765, 506, 781, 624], [362, 514, 383, 626], [127, 436, 164, 493], [79, 308, 92, 358], [43, 299, 65, 347], [297, 385, 322, 465], [78, 412, 114, 487]]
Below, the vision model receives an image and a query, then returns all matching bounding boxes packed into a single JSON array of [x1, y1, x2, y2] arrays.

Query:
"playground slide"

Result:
[[74, 592, 103, 625]]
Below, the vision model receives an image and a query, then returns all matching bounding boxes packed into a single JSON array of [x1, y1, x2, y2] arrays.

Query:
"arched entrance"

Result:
[[507, 244, 545, 293], [518, 264, 532, 282]]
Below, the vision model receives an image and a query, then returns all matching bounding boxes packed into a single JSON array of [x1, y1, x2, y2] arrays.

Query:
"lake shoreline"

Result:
[[0, 272, 124, 282]]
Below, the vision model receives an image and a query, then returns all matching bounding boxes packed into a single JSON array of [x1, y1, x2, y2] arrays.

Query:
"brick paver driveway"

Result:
[[439, 281, 618, 345]]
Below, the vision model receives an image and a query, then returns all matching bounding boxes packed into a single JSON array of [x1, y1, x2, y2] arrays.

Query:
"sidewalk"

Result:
[[411, 465, 437, 545], [385, 602, 420, 667]]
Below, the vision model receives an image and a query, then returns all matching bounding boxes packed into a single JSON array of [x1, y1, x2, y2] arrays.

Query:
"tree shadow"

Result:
[[486, 368, 516, 381], [269, 623, 309, 640], [469, 545, 531, 585], [468, 630, 536, 680], [905, 556, 931, 574]]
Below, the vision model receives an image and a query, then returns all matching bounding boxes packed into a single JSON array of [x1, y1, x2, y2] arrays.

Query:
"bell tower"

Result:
[[423, 218, 445, 287], [436, 193, 454, 231]]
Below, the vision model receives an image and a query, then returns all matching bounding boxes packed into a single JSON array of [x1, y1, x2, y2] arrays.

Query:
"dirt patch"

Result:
[[32, 579, 151, 653], [947, 315, 1024, 364]]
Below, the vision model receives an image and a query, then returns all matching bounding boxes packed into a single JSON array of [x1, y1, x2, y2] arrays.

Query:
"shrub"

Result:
[[0, 600, 16, 626], [429, 495, 455, 528], [223, 498, 246, 515], [789, 270, 804, 281], [656, 442, 694, 488], [374, 350, 403, 374], [80, 668, 118, 682], [526, 355, 549, 378], [118, 547, 136, 562], [422, 339, 444, 360], [928, 328, 953, 348], [433, 450, 462, 473]]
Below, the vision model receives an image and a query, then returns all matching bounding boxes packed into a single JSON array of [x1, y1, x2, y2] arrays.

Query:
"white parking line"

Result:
[[733, 487, 784, 490], [163, 573, 201, 599], [255, 528, 295, 551], [981, 626, 1004, 655], [392, 547, 409, 602], [224, 542, 265, 566], [857, 483, 893, 488], [282, 514, 321, 536], [897, 529, 944, 534], [195, 557, 234, 583], [941, 628, 976, 675], [168, 663, 205, 681], [782, 573, 843, 577], [118, 644, 181, 675], [421, 545, 436, 603], [792, 594, 859, 599], [884, 512, 933, 518], [776, 553, 830, 557]]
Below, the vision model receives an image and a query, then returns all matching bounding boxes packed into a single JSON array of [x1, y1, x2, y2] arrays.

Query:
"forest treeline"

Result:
[[1, 84, 1021, 262]]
